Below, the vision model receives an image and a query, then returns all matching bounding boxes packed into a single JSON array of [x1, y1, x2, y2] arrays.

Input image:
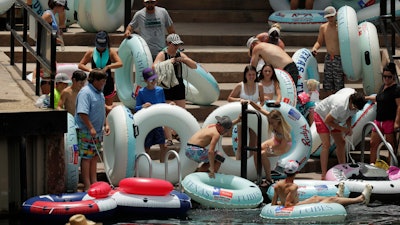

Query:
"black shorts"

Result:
[[163, 83, 185, 101], [103, 72, 115, 98]]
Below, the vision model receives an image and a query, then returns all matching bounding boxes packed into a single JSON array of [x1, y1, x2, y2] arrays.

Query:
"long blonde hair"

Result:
[[268, 110, 291, 141]]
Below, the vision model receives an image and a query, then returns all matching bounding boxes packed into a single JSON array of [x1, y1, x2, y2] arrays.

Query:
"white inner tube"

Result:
[[77, 0, 134, 32], [115, 34, 153, 109], [183, 63, 220, 105], [338, 5, 362, 81], [264, 101, 312, 171], [0, 0, 15, 15], [103, 105, 136, 186], [359, 21, 382, 95], [133, 104, 199, 184], [64, 113, 79, 192]]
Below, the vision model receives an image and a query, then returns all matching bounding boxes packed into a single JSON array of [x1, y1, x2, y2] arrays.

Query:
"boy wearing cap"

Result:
[[124, 0, 175, 59], [311, 6, 344, 96], [57, 70, 87, 115], [79, 31, 123, 114], [52, 73, 71, 108], [135, 67, 168, 162], [185, 115, 241, 178], [271, 160, 373, 207]]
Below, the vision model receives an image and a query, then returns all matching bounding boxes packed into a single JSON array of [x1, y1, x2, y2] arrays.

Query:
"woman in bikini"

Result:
[[247, 100, 292, 187]]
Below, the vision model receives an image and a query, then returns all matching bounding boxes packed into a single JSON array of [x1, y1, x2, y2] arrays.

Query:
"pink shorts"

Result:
[[372, 120, 394, 134], [314, 113, 341, 134]]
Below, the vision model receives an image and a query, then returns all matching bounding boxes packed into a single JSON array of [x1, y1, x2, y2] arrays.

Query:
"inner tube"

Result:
[[269, 0, 333, 11], [266, 179, 350, 201], [359, 21, 382, 95], [268, 10, 327, 32], [133, 104, 199, 184], [103, 105, 136, 186], [111, 190, 191, 216], [0, 0, 15, 15], [264, 101, 312, 172], [118, 177, 173, 196], [182, 172, 263, 209], [260, 202, 346, 222], [76, 0, 134, 32], [338, 5, 362, 81], [202, 102, 271, 181], [326, 162, 400, 195], [115, 34, 153, 109], [357, 1, 400, 23], [22, 192, 117, 221], [183, 63, 220, 105], [64, 113, 79, 193]]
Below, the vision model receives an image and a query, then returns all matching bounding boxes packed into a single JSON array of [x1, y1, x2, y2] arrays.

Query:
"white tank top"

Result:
[[240, 82, 259, 102], [263, 81, 275, 95]]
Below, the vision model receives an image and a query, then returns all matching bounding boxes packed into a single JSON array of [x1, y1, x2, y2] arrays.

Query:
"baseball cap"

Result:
[[144, 0, 155, 2], [215, 116, 233, 130], [54, 0, 69, 10], [324, 6, 336, 18], [142, 68, 158, 81], [246, 36, 258, 49], [167, 33, 184, 45], [284, 160, 299, 174], [95, 31, 108, 49], [55, 73, 71, 84]]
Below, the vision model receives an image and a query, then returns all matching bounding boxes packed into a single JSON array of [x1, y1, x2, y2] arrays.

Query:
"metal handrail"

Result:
[[6, 0, 57, 107], [360, 121, 398, 166], [135, 152, 152, 178], [164, 150, 182, 192], [240, 101, 262, 185]]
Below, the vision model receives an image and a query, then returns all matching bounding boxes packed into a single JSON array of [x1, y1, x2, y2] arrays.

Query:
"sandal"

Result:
[[172, 134, 180, 142], [166, 140, 173, 146]]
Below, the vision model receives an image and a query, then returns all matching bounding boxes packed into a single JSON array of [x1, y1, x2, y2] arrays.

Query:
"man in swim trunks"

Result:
[[247, 37, 299, 86], [75, 69, 110, 191], [271, 160, 372, 207], [186, 115, 240, 178], [311, 6, 344, 95]]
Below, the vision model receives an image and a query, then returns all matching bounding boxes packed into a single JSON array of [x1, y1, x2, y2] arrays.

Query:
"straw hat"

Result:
[[66, 214, 96, 225]]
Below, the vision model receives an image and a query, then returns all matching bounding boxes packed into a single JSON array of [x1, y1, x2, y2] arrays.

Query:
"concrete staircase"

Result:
[[2, 0, 395, 176]]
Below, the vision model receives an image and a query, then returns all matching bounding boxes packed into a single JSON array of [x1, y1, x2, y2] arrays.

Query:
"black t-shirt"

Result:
[[376, 84, 400, 121]]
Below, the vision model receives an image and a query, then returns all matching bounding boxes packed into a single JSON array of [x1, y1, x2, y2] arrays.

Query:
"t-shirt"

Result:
[[135, 86, 166, 112], [315, 88, 358, 127], [129, 6, 173, 58], [376, 84, 400, 121], [75, 83, 106, 134]]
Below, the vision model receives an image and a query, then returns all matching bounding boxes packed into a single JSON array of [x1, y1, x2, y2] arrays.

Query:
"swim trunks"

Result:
[[185, 143, 210, 163], [77, 130, 102, 159]]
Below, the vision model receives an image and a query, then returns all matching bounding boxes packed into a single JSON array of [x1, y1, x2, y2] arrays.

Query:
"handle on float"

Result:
[[164, 150, 182, 192]]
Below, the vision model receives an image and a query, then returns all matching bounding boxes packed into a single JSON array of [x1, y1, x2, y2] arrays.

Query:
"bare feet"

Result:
[[336, 182, 345, 197], [362, 184, 373, 205]]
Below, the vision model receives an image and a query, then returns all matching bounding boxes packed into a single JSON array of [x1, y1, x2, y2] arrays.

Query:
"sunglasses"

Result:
[[145, 1, 156, 4], [148, 78, 157, 83], [383, 75, 393, 79]]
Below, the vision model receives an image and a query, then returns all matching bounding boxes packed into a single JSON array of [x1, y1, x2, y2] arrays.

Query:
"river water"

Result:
[[3, 198, 398, 225]]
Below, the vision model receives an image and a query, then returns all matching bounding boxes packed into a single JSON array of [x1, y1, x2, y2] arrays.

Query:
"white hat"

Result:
[[284, 160, 299, 174], [54, 0, 69, 10], [66, 214, 96, 225], [324, 6, 336, 18], [166, 33, 184, 45], [55, 73, 72, 84], [246, 36, 258, 49]]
